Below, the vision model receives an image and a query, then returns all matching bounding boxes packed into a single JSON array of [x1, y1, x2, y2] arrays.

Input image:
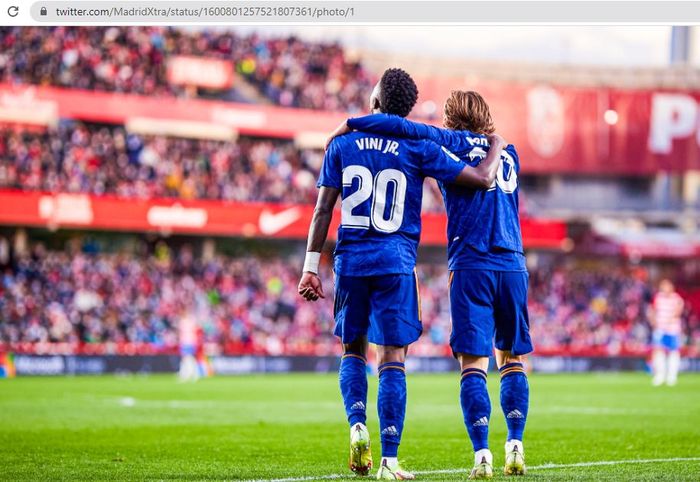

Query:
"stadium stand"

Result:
[[0, 27, 373, 112], [0, 124, 447, 211], [0, 26, 699, 362], [1, 238, 698, 357]]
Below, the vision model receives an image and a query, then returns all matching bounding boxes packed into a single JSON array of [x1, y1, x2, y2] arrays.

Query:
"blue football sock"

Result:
[[377, 362, 406, 458], [499, 362, 529, 441], [460, 368, 491, 451], [339, 353, 368, 427]]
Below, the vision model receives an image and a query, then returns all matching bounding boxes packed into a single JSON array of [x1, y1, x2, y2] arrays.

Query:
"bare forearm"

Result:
[[306, 186, 340, 253], [453, 140, 506, 189], [473, 141, 505, 185], [306, 206, 333, 252]]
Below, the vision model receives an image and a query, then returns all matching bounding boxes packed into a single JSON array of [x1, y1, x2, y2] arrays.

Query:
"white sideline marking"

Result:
[[528, 457, 700, 470], [245, 457, 700, 482]]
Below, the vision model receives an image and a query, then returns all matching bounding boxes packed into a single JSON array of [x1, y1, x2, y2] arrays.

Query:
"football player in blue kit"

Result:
[[298, 70, 507, 480], [329, 90, 532, 479]]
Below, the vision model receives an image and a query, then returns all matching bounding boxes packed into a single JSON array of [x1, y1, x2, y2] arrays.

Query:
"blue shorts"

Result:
[[181, 344, 196, 356], [653, 331, 680, 351], [449, 270, 533, 357], [334, 272, 422, 347]]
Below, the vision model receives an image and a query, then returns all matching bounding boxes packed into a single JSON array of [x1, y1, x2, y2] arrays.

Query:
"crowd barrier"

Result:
[[8, 354, 700, 376]]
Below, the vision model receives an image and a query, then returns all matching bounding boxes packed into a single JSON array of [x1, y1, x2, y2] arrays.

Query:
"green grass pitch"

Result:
[[1, 373, 699, 481]]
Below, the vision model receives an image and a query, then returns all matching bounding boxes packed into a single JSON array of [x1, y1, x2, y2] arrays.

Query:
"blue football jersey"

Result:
[[318, 131, 467, 276], [347, 114, 526, 272]]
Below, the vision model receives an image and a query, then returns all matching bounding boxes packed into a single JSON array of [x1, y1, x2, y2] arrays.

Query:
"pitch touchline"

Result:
[[246, 457, 700, 482]]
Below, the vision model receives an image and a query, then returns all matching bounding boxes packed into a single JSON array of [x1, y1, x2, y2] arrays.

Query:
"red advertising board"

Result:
[[0, 190, 567, 249], [414, 76, 700, 174], [0, 83, 342, 139], [2, 81, 697, 174]]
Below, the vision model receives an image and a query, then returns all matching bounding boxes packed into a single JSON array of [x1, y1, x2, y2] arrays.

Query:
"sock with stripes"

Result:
[[339, 352, 368, 426], [377, 362, 406, 457], [499, 362, 529, 441], [460, 368, 491, 451]]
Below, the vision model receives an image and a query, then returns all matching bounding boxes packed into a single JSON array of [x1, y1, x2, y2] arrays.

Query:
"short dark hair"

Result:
[[379, 68, 418, 117]]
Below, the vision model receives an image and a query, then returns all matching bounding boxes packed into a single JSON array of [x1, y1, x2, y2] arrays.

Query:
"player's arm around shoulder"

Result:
[[325, 122, 352, 151], [451, 133, 508, 189], [326, 114, 453, 149], [324, 114, 397, 150], [349, 113, 436, 139], [345, 113, 454, 145]]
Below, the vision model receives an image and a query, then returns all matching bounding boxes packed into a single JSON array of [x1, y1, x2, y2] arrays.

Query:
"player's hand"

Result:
[[298, 272, 325, 301], [487, 133, 507, 149], [325, 121, 351, 151]]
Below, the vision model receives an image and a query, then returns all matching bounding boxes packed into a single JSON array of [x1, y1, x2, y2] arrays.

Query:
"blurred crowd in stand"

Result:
[[0, 27, 374, 112], [1, 240, 698, 356], [0, 125, 447, 211]]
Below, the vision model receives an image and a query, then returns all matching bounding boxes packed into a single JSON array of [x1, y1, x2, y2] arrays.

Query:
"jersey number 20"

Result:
[[341, 166, 407, 233]]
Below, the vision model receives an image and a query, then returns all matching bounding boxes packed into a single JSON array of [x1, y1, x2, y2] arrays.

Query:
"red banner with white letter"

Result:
[[0, 190, 567, 249], [2, 82, 698, 174]]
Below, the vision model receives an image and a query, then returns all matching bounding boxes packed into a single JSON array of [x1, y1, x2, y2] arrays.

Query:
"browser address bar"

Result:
[[37, 2, 357, 22], [26, 1, 700, 24]]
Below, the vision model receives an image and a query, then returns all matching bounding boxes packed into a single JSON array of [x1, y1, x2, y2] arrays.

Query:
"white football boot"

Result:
[[503, 440, 526, 476], [469, 449, 493, 479], [349, 422, 372, 475]]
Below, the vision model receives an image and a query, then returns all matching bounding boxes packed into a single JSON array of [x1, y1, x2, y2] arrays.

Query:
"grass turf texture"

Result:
[[1, 373, 699, 481]]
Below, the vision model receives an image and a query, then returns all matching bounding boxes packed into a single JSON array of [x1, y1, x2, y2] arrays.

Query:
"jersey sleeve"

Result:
[[420, 141, 468, 183], [348, 114, 462, 146], [316, 138, 343, 189]]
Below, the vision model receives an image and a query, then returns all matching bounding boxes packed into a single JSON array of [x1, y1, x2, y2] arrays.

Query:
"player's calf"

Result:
[[496, 352, 529, 476], [340, 346, 372, 475], [376, 346, 409, 478], [667, 350, 680, 386], [458, 355, 492, 480], [651, 349, 666, 386]]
